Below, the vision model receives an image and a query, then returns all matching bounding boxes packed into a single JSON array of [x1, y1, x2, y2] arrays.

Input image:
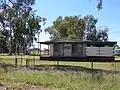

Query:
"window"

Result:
[[64, 46, 71, 49]]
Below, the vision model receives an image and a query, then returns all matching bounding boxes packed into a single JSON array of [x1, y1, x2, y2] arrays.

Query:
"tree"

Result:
[[86, 27, 108, 42], [114, 44, 120, 49], [45, 15, 85, 40], [97, 0, 103, 10], [0, 31, 8, 53], [0, 0, 46, 55], [45, 15, 109, 42], [84, 15, 108, 41]]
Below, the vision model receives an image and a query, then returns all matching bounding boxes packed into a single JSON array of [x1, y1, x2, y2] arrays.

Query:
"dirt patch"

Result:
[[0, 84, 50, 90], [22, 85, 49, 90], [0, 86, 5, 90]]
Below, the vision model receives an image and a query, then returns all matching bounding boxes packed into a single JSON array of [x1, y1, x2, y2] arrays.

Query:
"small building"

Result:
[[38, 40, 117, 62], [114, 49, 120, 55]]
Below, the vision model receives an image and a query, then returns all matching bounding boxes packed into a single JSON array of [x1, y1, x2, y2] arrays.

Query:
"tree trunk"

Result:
[[38, 33, 40, 55], [9, 23, 12, 55], [15, 43, 18, 67], [9, 36, 12, 55]]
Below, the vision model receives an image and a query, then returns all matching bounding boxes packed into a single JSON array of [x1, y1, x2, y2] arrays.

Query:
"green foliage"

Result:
[[45, 15, 108, 42], [45, 15, 85, 40], [114, 44, 120, 49], [97, 0, 103, 10], [85, 15, 108, 41], [0, 28, 9, 53], [0, 0, 46, 54], [0, 32, 8, 53]]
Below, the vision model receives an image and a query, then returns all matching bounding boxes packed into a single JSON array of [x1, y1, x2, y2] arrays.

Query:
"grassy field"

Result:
[[0, 55, 120, 90]]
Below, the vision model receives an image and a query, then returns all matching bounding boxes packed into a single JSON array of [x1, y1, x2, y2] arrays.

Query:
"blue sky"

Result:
[[33, 0, 120, 48]]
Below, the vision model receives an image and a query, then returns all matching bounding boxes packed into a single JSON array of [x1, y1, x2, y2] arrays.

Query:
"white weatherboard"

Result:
[[86, 47, 114, 56]]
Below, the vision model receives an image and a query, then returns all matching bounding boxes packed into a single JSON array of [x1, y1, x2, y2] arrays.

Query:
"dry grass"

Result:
[[0, 66, 120, 90], [0, 55, 120, 90]]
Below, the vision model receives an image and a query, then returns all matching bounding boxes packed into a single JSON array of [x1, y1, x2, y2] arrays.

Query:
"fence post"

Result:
[[15, 57, 18, 67], [91, 61, 94, 70], [32, 55, 35, 69], [91, 59, 94, 78], [26, 58, 28, 68], [57, 58, 59, 66]]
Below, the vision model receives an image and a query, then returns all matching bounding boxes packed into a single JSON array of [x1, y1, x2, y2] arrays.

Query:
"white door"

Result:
[[64, 44, 72, 56]]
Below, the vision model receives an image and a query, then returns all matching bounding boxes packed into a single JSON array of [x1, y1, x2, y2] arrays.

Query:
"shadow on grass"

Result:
[[0, 62, 119, 74], [33, 65, 119, 74]]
